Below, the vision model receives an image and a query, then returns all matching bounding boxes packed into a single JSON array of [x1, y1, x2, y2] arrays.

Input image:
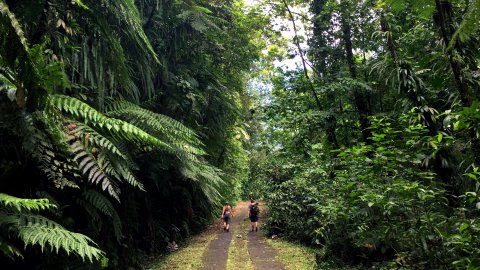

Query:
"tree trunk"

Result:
[[339, 1, 372, 143], [434, 0, 473, 106]]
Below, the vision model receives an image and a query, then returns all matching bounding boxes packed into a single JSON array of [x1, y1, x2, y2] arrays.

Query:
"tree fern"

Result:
[[70, 141, 121, 201], [0, 193, 104, 262], [68, 121, 128, 160], [30, 111, 81, 190], [49, 95, 174, 153], [68, 121, 144, 191], [176, 2, 224, 34], [179, 161, 223, 204], [106, 101, 205, 159]]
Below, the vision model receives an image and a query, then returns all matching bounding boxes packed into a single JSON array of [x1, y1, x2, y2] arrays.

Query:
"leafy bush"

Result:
[[264, 112, 479, 268]]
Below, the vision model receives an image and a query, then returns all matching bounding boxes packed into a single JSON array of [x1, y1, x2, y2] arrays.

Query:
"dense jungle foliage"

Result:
[[0, 0, 271, 268], [1, 0, 480, 269], [244, 0, 480, 269]]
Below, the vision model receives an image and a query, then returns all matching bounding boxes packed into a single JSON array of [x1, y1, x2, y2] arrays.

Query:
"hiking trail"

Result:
[[201, 201, 285, 270]]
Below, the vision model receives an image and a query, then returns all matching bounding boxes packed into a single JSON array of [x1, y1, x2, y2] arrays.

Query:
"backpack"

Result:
[[250, 204, 259, 215]]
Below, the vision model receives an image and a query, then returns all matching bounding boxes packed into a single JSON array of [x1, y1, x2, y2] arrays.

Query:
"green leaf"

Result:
[[437, 133, 443, 143], [459, 223, 469, 233]]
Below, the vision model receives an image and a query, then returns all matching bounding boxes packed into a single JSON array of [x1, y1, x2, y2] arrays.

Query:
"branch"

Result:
[[280, 0, 322, 110]]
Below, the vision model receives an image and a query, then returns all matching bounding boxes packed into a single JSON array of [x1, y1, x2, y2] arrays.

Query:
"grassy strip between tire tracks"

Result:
[[227, 205, 255, 270]]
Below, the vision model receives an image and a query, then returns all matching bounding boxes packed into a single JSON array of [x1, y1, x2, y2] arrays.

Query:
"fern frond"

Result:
[[109, 156, 144, 190], [179, 161, 224, 204], [106, 101, 205, 158], [0, 1, 29, 52], [106, 101, 199, 141], [37, 139, 80, 190], [49, 95, 174, 153], [0, 194, 104, 262], [176, 3, 224, 34], [82, 190, 122, 242], [68, 123, 144, 190], [0, 193, 56, 212], [13, 214, 104, 262], [71, 141, 121, 201], [69, 122, 128, 160], [30, 113, 81, 189]]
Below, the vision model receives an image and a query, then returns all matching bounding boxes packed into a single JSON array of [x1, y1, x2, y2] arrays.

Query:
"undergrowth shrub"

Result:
[[265, 112, 480, 268]]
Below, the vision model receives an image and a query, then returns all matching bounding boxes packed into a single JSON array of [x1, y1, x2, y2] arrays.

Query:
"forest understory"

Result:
[[1, 0, 480, 269]]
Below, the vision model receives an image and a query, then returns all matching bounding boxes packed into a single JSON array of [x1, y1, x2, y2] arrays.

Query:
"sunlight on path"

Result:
[[149, 201, 291, 270]]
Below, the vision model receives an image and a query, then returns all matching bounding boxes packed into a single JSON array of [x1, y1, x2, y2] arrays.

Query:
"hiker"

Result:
[[221, 202, 232, 232], [247, 200, 259, 232]]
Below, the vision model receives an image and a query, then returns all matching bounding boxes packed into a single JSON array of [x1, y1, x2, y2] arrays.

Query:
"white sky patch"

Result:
[[248, 1, 310, 71], [244, 0, 258, 6]]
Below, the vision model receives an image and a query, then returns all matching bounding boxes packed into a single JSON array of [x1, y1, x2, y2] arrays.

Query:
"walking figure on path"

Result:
[[248, 200, 259, 232], [221, 202, 232, 232]]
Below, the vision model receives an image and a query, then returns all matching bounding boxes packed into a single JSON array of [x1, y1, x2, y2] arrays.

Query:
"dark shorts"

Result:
[[249, 215, 258, 222], [223, 213, 231, 224]]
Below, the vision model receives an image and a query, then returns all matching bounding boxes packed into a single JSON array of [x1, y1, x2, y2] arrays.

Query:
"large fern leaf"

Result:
[[15, 214, 104, 262], [68, 123, 144, 191], [70, 141, 121, 201], [0, 193, 55, 212], [0, 194, 104, 262], [49, 95, 173, 153], [106, 101, 206, 161], [68, 121, 128, 160]]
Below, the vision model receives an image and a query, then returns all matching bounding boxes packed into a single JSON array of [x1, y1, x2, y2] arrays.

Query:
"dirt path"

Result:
[[200, 201, 286, 270]]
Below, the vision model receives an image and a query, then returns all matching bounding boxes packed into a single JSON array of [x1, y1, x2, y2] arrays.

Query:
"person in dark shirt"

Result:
[[247, 200, 259, 232]]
